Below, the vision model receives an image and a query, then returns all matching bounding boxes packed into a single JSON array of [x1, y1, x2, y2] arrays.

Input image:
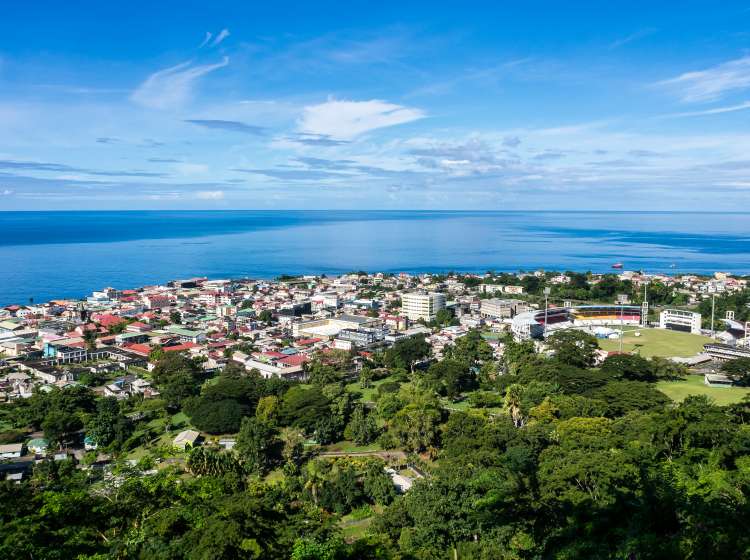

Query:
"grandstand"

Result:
[[512, 305, 642, 340]]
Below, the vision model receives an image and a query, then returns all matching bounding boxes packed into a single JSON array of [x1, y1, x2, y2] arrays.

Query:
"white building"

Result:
[[480, 298, 528, 319], [401, 292, 446, 322], [660, 309, 702, 334]]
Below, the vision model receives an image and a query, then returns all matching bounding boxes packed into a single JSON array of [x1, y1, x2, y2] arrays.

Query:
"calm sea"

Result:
[[1, 210, 749, 306]]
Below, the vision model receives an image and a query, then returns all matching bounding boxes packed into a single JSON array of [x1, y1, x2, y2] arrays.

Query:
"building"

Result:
[[660, 309, 702, 334], [0, 443, 23, 459], [704, 343, 750, 361], [335, 327, 386, 348], [293, 314, 379, 338], [173, 430, 201, 450], [401, 292, 446, 322], [480, 298, 528, 319]]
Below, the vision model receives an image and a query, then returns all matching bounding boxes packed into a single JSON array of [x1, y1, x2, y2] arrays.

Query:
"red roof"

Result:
[[278, 354, 308, 366], [262, 351, 287, 359], [94, 314, 125, 327], [125, 343, 152, 356], [163, 342, 198, 353], [296, 337, 321, 346]]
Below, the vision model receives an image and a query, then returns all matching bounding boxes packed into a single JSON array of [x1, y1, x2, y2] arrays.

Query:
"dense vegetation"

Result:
[[2, 330, 750, 559]]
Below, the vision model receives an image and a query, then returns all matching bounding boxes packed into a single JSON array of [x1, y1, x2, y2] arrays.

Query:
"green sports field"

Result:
[[597, 327, 712, 358], [657, 375, 750, 406]]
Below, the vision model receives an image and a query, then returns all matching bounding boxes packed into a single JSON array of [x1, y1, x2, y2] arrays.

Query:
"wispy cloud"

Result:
[[284, 133, 350, 147], [131, 57, 229, 110], [199, 32, 212, 48], [232, 167, 349, 181], [0, 159, 167, 178], [184, 119, 264, 135], [298, 98, 425, 139], [212, 29, 230, 47], [657, 55, 750, 102], [96, 137, 120, 144], [660, 100, 750, 118], [609, 28, 656, 49]]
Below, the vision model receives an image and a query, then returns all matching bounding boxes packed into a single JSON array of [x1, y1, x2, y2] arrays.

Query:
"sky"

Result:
[[3, 1, 750, 211]]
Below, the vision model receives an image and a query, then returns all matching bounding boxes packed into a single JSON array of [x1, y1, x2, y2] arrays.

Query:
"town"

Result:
[[1, 269, 749, 466]]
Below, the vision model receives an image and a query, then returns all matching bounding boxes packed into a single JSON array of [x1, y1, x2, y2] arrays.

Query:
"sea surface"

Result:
[[0, 210, 749, 306]]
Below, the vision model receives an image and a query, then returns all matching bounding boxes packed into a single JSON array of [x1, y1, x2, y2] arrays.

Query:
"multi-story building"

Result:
[[480, 298, 528, 319], [660, 309, 702, 334], [401, 292, 446, 322]]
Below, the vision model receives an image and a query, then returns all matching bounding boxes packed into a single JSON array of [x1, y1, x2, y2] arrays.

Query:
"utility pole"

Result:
[[543, 287, 550, 338], [619, 302, 624, 353]]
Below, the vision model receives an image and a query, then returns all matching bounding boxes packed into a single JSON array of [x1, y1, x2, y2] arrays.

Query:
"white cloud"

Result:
[[199, 32, 213, 48], [658, 55, 750, 102], [196, 190, 224, 200], [1, 189, 13, 196], [131, 57, 229, 110], [661, 100, 750, 118], [212, 29, 230, 47], [298, 98, 425, 139]]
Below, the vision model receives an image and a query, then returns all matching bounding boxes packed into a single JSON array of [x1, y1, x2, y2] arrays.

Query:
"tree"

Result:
[[256, 395, 280, 423], [345, 405, 379, 445], [236, 417, 277, 475], [504, 384, 526, 428], [388, 404, 441, 452], [85, 397, 132, 448], [277, 386, 331, 433], [184, 398, 245, 434], [169, 310, 182, 324], [151, 353, 203, 408], [42, 410, 82, 447], [600, 353, 656, 382], [721, 357, 750, 386], [82, 329, 98, 351], [187, 446, 243, 477], [547, 330, 599, 368], [258, 309, 274, 323], [446, 329, 493, 364], [384, 335, 431, 372], [425, 358, 474, 399]]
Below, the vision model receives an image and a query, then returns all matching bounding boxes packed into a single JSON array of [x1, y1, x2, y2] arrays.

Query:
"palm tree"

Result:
[[304, 459, 328, 506], [504, 384, 526, 428]]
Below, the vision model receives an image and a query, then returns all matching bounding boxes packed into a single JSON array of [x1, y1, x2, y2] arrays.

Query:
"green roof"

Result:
[[166, 325, 203, 337]]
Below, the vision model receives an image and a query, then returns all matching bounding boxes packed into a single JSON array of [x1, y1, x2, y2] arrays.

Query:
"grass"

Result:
[[597, 327, 712, 358], [323, 440, 383, 453], [345, 375, 398, 403], [657, 375, 750, 406], [339, 505, 380, 542]]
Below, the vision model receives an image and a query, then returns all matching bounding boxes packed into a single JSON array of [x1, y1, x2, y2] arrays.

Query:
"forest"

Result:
[[2, 329, 750, 559]]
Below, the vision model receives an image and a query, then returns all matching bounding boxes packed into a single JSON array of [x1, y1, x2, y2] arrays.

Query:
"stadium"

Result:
[[511, 305, 643, 339]]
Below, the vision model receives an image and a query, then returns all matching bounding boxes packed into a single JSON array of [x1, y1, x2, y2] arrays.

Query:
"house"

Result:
[[173, 430, 201, 450], [0, 443, 24, 459]]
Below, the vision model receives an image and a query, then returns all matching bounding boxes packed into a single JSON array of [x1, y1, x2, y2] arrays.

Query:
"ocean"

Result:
[[1, 210, 749, 306]]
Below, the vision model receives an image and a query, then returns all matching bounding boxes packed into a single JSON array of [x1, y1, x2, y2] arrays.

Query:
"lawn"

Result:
[[657, 375, 750, 406], [322, 440, 383, 453], [597, 327, 712, 358], [345, 375, 398, 403]]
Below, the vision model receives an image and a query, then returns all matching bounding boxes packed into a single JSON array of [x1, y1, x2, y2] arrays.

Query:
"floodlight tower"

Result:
[[543, 287, 551, 338]]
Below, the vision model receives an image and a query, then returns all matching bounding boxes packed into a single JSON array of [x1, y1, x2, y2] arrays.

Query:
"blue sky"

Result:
[[3, 1, 750, 210]]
